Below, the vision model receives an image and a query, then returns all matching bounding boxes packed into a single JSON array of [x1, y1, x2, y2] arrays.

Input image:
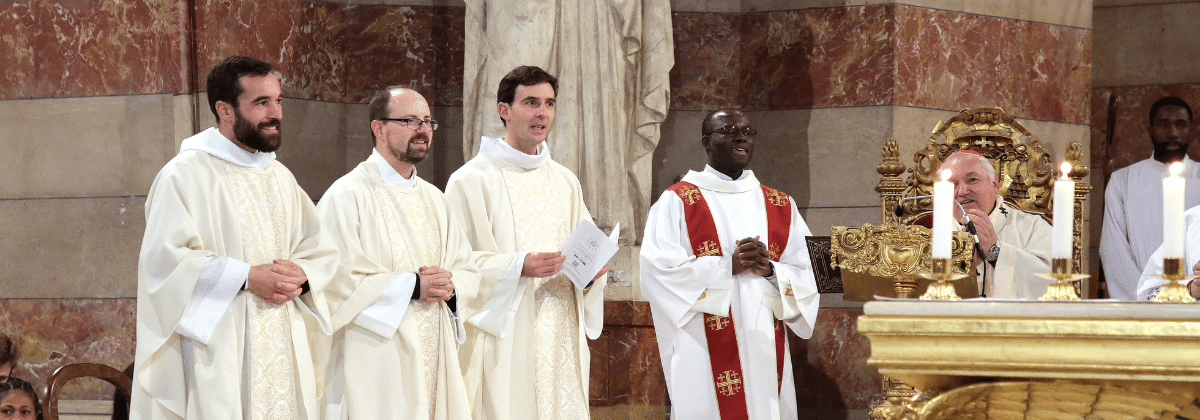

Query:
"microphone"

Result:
[[897, 195, 988, 262]]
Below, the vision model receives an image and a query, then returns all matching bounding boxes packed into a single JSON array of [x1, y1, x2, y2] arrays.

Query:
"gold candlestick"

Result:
[[1151, 258, 1196, 303], [919, 258, 965, 300], [1037, 258, 1086, 301]]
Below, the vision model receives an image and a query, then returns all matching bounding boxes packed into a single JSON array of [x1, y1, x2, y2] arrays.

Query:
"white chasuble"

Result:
[[316, 156, 476, 420], [640, 167, 820, 420], [446, 136, 605, 420], [133, 127, 337, 420], [375, 184, 443, 418], [501, 163, 588, 419], [227, 164, 300, 420]]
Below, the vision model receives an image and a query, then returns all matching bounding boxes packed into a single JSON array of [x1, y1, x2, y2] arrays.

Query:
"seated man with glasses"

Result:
[[317, 86, 477, 419], [640, 108, 820, 420]]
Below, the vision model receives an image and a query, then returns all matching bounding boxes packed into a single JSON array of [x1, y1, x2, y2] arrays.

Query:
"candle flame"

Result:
[[1060, 162, 1072, 178], [940, 169, 951, 181], [1170, 161, 1184, 176]]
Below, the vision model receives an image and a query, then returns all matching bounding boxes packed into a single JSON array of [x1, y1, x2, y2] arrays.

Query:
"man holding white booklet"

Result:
[[445, 65, 609, 420]]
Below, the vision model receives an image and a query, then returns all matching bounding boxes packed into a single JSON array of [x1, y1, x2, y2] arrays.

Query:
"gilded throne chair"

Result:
[[831, 107, 1091, 301], [830, 107, 1093, 420]]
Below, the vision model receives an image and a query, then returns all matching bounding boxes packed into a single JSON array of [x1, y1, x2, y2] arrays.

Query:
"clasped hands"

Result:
[[732, 236, 773, 277], [248, 259, 307, 304], [418, 266, 455, 302]]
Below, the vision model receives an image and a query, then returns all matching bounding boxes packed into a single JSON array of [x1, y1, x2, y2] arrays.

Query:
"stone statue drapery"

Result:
[[463, 0, 673, 244]]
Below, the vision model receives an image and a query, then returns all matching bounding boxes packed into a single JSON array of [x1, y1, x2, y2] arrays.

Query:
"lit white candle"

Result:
[[1163, 162, 1185, 258], [932, 169, 953, 259], [1052, 162, 1074, 259]]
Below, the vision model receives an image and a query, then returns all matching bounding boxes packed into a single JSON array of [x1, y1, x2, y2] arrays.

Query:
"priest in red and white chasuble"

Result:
[[640, 109, 820, 420]]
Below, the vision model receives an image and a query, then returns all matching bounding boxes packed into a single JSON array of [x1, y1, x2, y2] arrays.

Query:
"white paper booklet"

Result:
[[560, 220, 620, 290]]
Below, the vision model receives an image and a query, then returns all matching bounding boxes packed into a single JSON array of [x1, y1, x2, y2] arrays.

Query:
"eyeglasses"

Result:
[[378, 118, 439, 131], [703, 125, 757, 137]]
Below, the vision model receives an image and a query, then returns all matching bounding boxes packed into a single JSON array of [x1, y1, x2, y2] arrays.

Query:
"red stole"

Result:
[[666, 181, 792, 419]]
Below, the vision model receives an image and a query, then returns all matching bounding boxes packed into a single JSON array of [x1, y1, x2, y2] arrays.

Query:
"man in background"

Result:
[[1101, 96, 1200, 300]]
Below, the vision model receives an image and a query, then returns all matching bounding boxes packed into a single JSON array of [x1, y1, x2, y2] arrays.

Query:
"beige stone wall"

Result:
[[1094, 1, 1200, 87], [0, 94, 463, 300]]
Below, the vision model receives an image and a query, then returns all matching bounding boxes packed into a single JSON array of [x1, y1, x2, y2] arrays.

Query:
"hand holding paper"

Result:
[[560, 220, 620, 290]]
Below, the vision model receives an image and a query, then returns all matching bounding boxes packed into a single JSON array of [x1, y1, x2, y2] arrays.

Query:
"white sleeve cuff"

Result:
[[176, 256, 249, 345], [466, 252, 529, 338], [354, 273, 417, 338]]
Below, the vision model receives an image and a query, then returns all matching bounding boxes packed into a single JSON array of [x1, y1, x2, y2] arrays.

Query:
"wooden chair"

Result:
[[44, 362, 132, 420]]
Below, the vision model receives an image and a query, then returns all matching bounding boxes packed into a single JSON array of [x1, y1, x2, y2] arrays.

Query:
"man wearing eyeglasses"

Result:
[[640, 109, 820, 420], [446, 66, 607, 419], [316, 86, 477, 419]]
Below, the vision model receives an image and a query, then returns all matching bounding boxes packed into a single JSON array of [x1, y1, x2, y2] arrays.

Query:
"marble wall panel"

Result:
[[797, 308, 879, 410], [892, 6, 1091, 124], [193, 0, 465, 105], [1093, 2, 1200, 88], [0, 197, 143, 299], [0, 95, 181, 200], [0, 299, 136, 400], [0, 0, 187, 100], [0, 0, 466, 104], [671, 5, 1089, 125], [669, 12, 744, 110]]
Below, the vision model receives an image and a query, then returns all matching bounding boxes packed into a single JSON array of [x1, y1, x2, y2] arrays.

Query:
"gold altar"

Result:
[[857, 301, 1200, 419]]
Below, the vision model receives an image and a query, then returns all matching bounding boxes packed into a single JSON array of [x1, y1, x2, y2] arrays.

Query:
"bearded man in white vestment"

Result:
[[1101, 96, 1200, 301], [133, 56, 339, 419], [940, 150, 1054, 299], [316, 87, 477, 419], [445, 66, 608, 419], [640, 109, 820, 420]]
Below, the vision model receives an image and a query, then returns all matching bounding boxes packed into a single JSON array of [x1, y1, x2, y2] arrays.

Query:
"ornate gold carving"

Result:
[[1152, 258, 1196, 303], [831, 223, 975, 300], [716, 370, 742, 396], [877, 138, 908, 224], [913, 381, 1200, 420], [876, 107, 1091, 283], [870, 375, 920, 420]]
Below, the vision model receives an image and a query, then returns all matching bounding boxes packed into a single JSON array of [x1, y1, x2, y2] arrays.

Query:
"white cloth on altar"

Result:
[[1101, 156, 1200, 301], [132, 127, 338, 420], [1136, 204, 1200, 301], [316, 151, 477, 420], [972, 197, 1054, 299], [639, 166, 820, 420], [445, 136, 606, 420]]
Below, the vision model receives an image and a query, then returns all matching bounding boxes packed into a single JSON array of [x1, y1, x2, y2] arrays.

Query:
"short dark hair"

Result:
[[206, 56, 274, 121], [366, 86, 410, 144], [1150, 96, 1192, 123], [496, 66, 558, 125], [0, 334, 17, 366], [0, 377, 43, 420]]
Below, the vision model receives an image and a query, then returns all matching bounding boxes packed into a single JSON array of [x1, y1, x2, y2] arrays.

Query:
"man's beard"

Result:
[[233, 109, 282, 153], [390, 134, 429, 164], [1154, 139, 1188, 162]]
